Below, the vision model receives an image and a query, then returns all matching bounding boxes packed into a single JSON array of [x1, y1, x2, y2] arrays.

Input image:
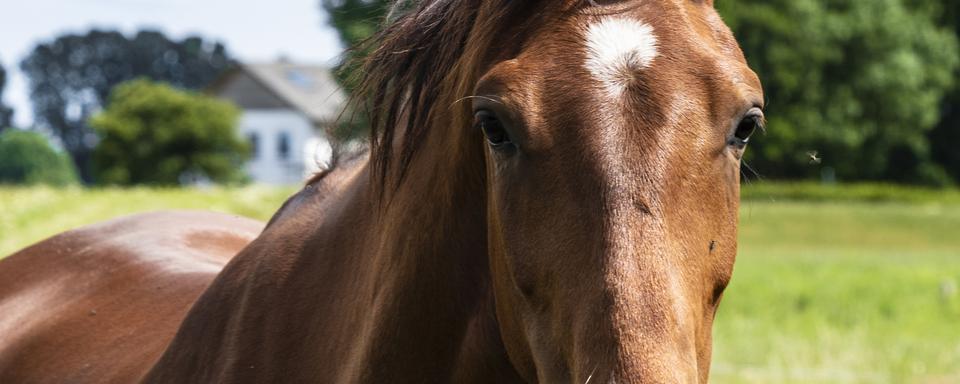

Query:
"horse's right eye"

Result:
[[729, 108, 764, 148], [475, 110, 512, 148], [734, 116, 758, 142]]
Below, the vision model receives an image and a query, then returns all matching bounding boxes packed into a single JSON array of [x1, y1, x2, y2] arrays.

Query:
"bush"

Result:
[[718, 0, 959, 184], [90, 79, 249, 185], [741, 181, 960, 204], [0, 130, 78, 186]]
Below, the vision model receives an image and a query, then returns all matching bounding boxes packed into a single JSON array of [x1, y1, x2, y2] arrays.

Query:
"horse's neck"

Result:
[[340, 139, 511, 380], [263, 142, 516, 380], [147, 126, 521, 382]]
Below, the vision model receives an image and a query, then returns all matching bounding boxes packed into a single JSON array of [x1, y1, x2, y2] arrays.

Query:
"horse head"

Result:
[[362, 1, 763, 382]]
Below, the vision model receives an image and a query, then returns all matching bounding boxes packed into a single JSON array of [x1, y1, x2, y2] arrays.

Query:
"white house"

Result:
[[209, 62, 346, 185]]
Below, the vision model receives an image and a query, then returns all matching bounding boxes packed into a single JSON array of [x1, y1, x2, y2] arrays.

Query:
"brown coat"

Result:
[[0, 1, 763, 382]]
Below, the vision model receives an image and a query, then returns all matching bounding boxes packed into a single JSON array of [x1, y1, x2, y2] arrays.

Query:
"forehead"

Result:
[[500, 1, 762, 102], [584, 16, 659, 99], [470, 0, 763, 155]]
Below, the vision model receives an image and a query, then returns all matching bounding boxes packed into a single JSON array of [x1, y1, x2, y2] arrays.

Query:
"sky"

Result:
[[0, 0, 345, 127]]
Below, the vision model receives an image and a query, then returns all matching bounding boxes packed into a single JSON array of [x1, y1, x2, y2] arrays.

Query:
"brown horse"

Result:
[[0, 1, 764, 382]]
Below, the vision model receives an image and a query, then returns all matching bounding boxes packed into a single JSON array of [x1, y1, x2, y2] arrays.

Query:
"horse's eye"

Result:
[[475, 110, 512, 148], [731, 109, 763, 145]]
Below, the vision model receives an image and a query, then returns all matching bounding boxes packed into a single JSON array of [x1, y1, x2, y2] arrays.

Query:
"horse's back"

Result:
[[0, 211, 263, 383]]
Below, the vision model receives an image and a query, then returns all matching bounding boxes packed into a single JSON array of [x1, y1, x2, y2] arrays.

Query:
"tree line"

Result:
[[717, 0, 960, 185], [0, 30, 246, 186], [0, 61, 12, 130]]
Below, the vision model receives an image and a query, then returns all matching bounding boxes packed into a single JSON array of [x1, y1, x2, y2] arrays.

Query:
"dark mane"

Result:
[[353, 0, 539, 188], [356, 0, 482, 187], [317, 0, 614, 189]]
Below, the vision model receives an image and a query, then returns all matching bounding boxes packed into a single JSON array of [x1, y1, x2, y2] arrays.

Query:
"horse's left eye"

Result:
[[475, 110, 512, 148]]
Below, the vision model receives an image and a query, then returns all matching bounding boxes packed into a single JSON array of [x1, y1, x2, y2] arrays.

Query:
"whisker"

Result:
[[741, 160, 764, 183], [585, 365, 599, 384], [740, 160, 776, 206], [389, 46, 427, 55], [740, 168, 754, 186], [449, 95, 504, 109]]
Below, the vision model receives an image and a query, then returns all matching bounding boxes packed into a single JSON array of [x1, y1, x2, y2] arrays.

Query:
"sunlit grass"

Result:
[[0, 185, 296, 257], [0, 184, 958, 382], [713, 200, 960, 384]]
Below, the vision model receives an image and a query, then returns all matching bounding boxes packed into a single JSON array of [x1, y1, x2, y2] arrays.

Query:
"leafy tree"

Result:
[[320, 0, 392, 141], [0, 59, 13, 130], [90, 79, 248, 186], [0, 129, 78, 186], [717, 0, 959, 185], [321, 0, 389, 90], [917, 0, 960, 183], [20, 30, 233, 182]]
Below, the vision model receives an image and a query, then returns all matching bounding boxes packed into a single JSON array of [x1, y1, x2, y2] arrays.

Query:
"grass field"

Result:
[[0, 186, 296, 257], [1, 183, 958, 383], [715, 197, 960, 383]]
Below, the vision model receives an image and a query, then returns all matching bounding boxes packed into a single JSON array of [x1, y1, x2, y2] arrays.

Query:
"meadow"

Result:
[[715, 187, 960, 384], [1, 183, 958, 383]]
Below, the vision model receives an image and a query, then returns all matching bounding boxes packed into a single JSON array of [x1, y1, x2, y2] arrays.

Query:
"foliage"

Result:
[[320, 0, 392, 140], [0, 130, 78, 186], [929, 86, 960, 185], [717, 0, 959, 185], [921, 0, 960, 184], [20, 30, 233, 182], [741, 181, 960, 204], [320, 0, 388, 90], [0, 58, 13, 129], [89, 79, 248, 186]]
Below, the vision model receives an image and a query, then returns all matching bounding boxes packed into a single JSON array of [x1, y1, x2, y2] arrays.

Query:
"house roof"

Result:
[[209, 62, 348, 125]]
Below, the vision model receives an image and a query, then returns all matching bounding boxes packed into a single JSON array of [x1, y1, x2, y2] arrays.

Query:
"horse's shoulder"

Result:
[[0, 210, 264, 383], [267, 153, 370, 230], [1, 210, 262, 279], [144, 162, 375, 382]]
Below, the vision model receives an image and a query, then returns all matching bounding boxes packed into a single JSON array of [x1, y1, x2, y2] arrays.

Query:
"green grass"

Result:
[[0, 186, 296, 257], [742, 181, 960, 204], [714, 199, 960, 383], [1, 183, 958, 382]]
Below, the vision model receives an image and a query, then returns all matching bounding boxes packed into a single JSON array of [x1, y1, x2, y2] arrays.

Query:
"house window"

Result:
[[277, 132, 291, 161], [248, 132, 260, 159], [286, 70, 315, 90]]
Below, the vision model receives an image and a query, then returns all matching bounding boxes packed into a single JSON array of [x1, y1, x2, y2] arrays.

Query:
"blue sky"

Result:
[[0, 0, 345, 127]]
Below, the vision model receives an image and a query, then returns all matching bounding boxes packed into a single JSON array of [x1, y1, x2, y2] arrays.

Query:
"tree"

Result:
[[717, 0, 959, 185], [90, 79, 248, 186], [320, 0, 392, 140], [0, 129, 78, 186], [20, 30, 233, 183], [919, 0, 960, 183], [0, 58, 13, 130], [321, 0, 389, 90]]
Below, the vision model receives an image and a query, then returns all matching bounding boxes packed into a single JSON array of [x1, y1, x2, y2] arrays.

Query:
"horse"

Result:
[[0, 0, 764, 382]]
